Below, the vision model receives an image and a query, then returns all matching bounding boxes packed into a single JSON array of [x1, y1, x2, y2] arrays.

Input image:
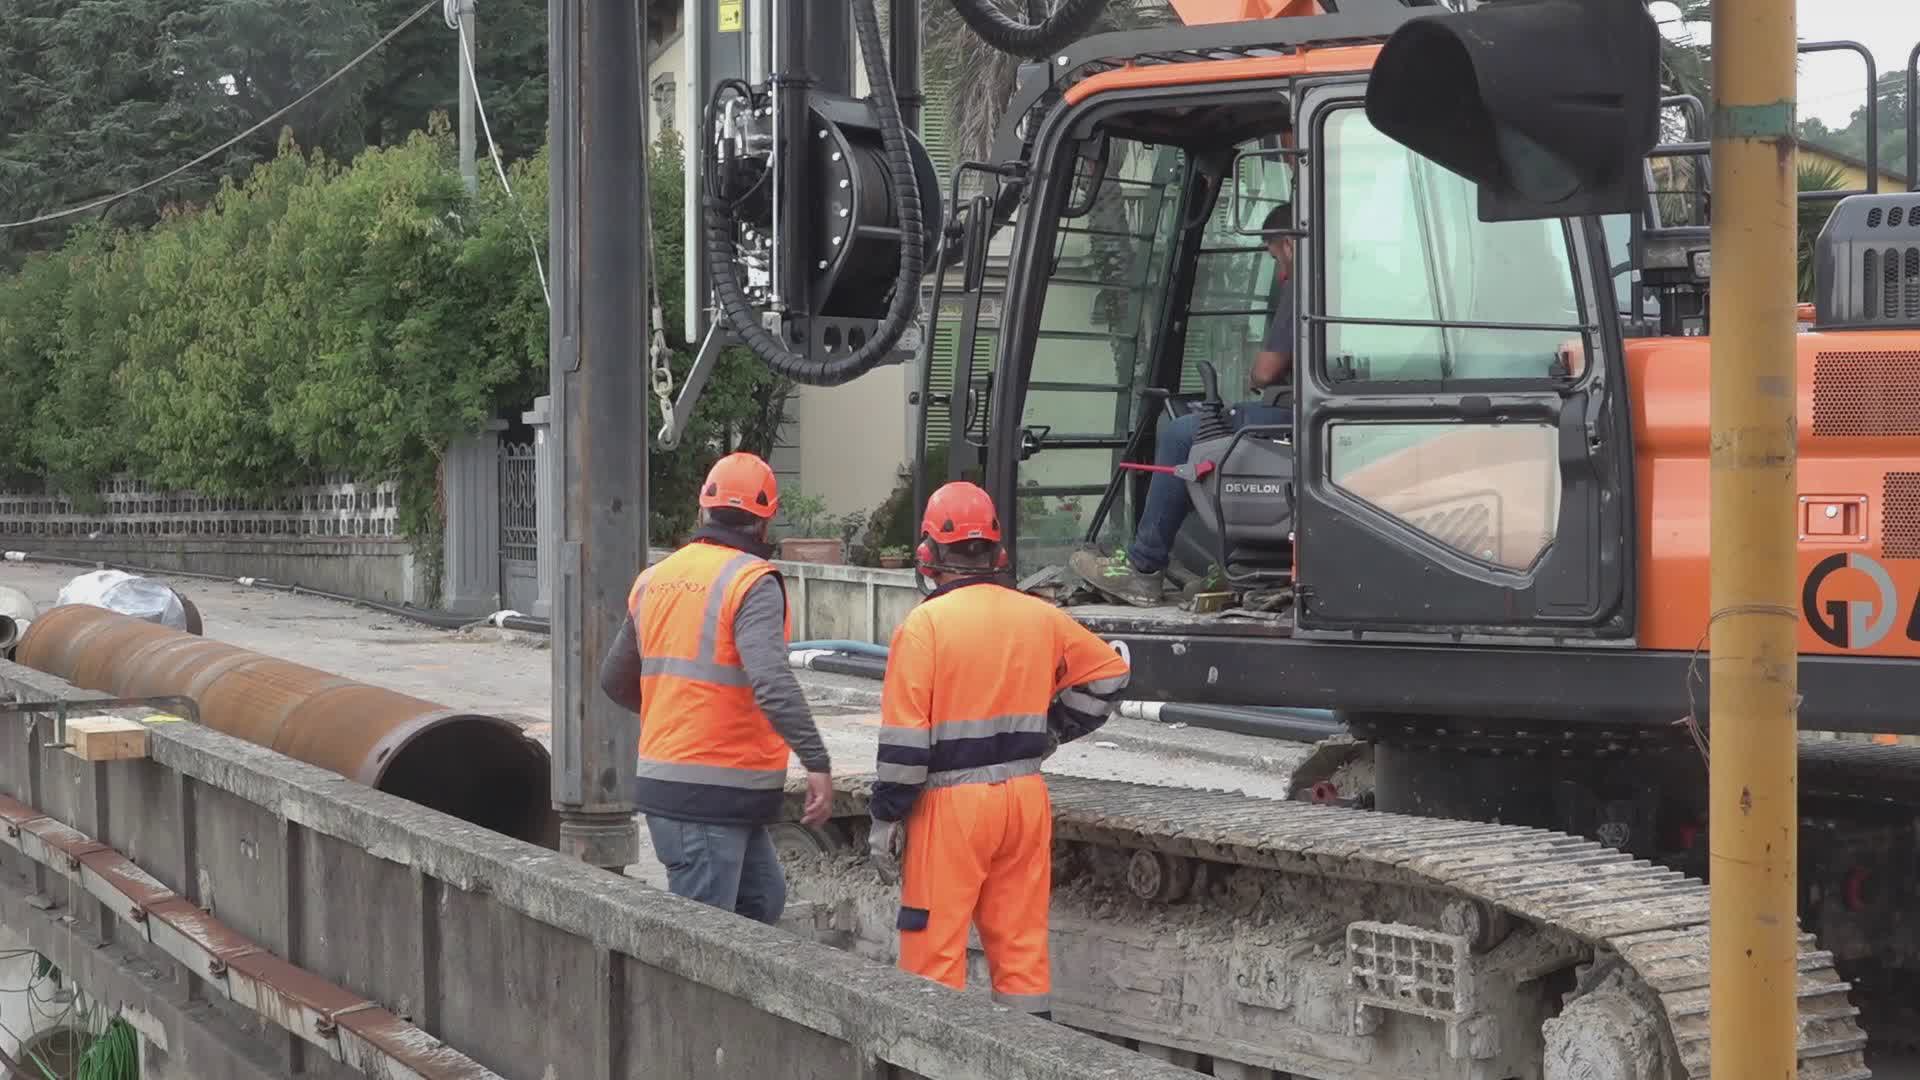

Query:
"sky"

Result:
[[1651, 0, 1920, 130]]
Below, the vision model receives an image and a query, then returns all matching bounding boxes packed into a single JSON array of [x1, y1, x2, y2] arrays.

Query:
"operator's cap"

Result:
[[700, 452, 780, 519]]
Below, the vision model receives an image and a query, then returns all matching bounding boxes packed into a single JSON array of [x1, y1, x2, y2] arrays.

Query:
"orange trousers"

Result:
[[896, 773, 1053, 1013]]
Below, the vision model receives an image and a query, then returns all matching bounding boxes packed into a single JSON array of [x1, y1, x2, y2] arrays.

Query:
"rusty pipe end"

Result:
[[362, 711, 556, 847]]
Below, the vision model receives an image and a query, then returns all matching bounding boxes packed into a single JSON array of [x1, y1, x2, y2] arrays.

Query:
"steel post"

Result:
[[458, 0, 478, 193], [889, 0, 922, 134], [548, 0, 645, 870], [1707, 0, 1800, 1074]]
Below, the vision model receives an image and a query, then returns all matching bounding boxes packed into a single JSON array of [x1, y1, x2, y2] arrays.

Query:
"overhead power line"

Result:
[[458, 26, 552, 308], [0, 0, 440, 233]]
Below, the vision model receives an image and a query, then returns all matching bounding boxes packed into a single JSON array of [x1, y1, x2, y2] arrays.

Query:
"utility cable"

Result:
[[0, 0, 441, 233], [457, 25, 552, 307]]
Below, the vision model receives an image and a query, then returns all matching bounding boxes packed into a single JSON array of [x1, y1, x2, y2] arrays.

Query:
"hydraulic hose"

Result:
[[947, 0, 1108, 60], [1119, 700, 1348, 744], [789, 638, 891, 659], [702, 0, 924, 387]]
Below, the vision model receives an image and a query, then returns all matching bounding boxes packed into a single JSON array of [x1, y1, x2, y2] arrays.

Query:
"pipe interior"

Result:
[[377, 719, 556, 847]]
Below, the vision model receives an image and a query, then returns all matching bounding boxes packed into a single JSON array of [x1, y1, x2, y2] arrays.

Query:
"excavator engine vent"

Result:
[[1884, 472, 1920, 559], [1811, 350, 1920, 436], [1815, 193, 1920, 328]]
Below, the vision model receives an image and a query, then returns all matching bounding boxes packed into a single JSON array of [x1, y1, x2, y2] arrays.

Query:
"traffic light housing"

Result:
[[1363, 0, 1661, 222]]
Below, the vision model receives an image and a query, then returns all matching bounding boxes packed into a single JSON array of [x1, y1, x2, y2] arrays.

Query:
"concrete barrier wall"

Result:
[[774, 559, 922, 645], [0, 662, 1192, 1080], [4, 538, 427, 607]]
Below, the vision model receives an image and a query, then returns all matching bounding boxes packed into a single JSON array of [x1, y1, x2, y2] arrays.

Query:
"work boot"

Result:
[[1069, 549, 1166, 607]]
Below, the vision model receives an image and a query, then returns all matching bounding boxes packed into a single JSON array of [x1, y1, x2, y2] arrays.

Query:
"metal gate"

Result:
[[499, 441, 540, 612]]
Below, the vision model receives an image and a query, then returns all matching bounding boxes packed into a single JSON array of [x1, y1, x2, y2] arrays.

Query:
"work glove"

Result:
[[868, 818, 905, 886]]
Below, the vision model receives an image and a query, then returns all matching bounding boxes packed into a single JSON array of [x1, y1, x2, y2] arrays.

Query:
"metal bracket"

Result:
[[0, 696, 203, 750], [657, 324, 734, 450]]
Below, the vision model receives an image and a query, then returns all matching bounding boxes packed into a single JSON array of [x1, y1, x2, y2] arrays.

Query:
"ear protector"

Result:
[[914, 536, 1010, 578]]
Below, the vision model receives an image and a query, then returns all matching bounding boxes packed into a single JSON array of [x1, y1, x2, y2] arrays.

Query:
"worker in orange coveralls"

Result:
[[867, 481, 1131, 1017]]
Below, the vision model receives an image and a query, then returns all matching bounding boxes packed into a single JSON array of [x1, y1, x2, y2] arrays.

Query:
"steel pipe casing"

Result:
[[15, 605, 555, 846]]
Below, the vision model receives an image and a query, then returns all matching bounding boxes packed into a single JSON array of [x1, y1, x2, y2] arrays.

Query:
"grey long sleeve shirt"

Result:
[[599, 575, 831, 773]]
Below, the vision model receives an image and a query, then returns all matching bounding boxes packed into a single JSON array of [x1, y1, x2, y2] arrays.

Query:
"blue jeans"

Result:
[[1128, 403, 1291, 573], [645, 815, 788, 925]]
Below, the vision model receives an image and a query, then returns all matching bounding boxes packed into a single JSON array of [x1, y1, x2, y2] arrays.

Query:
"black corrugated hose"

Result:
[[701, 0, 924, 387], [948, 0, 1108, 60]]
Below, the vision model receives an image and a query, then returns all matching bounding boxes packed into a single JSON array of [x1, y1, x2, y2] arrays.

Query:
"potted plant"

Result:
[[776, 493, 844, 564], [878, 545, 912, 569]]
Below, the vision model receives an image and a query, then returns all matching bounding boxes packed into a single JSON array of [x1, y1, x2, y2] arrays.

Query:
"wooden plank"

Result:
[[62, 716, 149, 762]]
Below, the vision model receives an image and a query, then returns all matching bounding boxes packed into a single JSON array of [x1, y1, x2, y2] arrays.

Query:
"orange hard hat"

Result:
[[920, 481, 1002, 545], [699, 452, 779, 519]]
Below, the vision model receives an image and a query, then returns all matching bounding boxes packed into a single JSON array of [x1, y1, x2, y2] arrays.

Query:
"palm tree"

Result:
[[925, 0, 1178, 166], [1797, 159, 1848, 303]]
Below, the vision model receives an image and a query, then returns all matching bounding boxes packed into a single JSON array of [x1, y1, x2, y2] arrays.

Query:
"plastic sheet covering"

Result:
[[56, 570, 188, 631]]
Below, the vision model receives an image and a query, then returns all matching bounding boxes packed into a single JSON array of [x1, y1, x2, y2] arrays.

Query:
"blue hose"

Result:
[[789, 638, 890, 659]]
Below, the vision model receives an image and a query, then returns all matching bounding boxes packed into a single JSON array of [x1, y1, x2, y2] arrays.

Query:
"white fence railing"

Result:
[[0, 474, 401, 542]]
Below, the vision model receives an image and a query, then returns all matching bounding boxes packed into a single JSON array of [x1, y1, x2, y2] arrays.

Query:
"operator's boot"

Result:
[[1069, 549, 1166, 607]]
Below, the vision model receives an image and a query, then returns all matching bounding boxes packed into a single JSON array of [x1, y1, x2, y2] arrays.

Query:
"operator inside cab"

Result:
[[1071, 201, 1295, 607]]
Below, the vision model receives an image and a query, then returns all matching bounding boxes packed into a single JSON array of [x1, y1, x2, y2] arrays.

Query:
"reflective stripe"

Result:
[[992, 990, 1051, 1013], [927, 758, 1044, 789], [635, 758, 788, 790], [639, 657, 749, 686], [876, 761, 929, 784], [1085, 673, 1128, 696], [877, 725, 932, 749], [698, 552, 760, 663], [1055, 687, 1108, 716], [932, 713, 1048, 741]]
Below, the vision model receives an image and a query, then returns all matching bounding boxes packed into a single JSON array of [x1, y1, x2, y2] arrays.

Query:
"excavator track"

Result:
[[782, 773, 1873, 1080]]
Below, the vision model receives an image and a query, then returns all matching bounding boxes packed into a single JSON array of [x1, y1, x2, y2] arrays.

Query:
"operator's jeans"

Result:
[[645, 815, 788, 925], [1128, 403, 1292, 574]]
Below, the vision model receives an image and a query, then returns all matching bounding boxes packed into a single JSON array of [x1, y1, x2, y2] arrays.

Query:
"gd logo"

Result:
[[1801, 552, 1919, 649]]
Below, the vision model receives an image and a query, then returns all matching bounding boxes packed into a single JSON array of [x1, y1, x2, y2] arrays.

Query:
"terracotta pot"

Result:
[[878, 556, 908, 569], [779, 537, 845, 564]]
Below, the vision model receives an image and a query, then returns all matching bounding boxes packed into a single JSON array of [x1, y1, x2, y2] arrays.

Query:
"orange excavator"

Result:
[[697, 0, 1920, 1074]]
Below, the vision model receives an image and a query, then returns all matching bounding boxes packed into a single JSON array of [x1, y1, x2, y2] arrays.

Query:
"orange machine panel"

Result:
[[1062, 46, 1382, 106], [1168, 0, 1324, 24], [1628, 331, 1920, 658]]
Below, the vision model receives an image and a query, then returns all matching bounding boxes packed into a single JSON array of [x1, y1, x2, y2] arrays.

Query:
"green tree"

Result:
[[0, 0, 381, 264], [358, 0, 552, 163], [1798, 71, 1910, 187]]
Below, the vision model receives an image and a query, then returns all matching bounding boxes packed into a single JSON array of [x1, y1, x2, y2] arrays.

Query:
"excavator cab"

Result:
[[924, 26, 1638, 650]]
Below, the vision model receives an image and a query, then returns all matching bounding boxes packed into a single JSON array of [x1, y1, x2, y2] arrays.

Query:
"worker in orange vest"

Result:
[[599, 452, 833, 924], [868, 481, 1131, 1017]]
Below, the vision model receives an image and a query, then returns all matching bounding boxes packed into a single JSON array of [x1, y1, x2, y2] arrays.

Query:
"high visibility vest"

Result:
[[874, 580, 1130, 799], [629, 540, 794, 824]]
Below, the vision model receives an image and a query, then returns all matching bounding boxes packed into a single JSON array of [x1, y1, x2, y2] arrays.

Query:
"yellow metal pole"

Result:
[[1708, 0, 1800, 1074]]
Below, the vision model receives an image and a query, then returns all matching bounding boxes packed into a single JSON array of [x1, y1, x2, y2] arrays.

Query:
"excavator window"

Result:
[[1319, 106, 1584, 385], [1315, 104, 1583, 573], [1011, 138, 1190, 571], [1180, 142, 1295, 397]]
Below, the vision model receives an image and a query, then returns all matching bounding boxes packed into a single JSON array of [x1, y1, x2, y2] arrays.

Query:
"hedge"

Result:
[[0, 120, 789, 574]]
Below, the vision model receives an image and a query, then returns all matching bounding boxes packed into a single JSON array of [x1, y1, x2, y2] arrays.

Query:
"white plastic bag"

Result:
[[57, 570, 189, 631]]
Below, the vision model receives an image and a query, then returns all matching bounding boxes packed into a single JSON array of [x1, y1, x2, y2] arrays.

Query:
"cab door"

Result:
[[1290, 80, 1636, 640]]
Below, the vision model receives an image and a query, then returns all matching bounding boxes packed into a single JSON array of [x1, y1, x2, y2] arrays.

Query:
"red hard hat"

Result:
[[920, 481, 1001, 545], [699, 452, 779, 519]]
